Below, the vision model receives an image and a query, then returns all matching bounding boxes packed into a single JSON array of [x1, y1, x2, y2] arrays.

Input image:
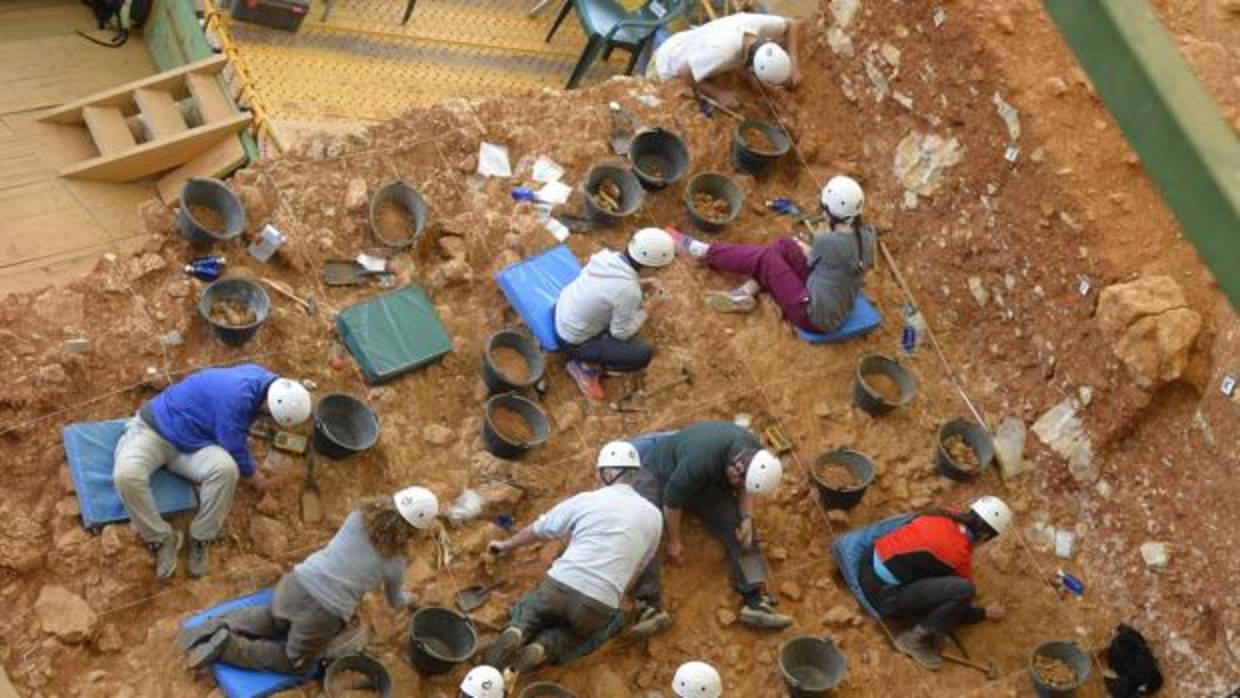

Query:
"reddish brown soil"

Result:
[[490, 345, 530, 385], [207, 299, 256, 327], [1032, 653, 1080, 689], [490, 404, 534, 443], [373, 198, 414, 243], [741, 125, 777, 153], [692, 192, 730, 222], [187, 204, 225, 233], [942, 434, 980, 470], [862, 372, 901, 403], [812, 460, 858, 490]]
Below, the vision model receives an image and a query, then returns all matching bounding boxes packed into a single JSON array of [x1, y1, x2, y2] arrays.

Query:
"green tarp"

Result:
[[335, 284, 454, 384]]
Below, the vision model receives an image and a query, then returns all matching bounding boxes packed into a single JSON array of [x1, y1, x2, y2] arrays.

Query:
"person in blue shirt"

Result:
[[113, 364, 311, 580]]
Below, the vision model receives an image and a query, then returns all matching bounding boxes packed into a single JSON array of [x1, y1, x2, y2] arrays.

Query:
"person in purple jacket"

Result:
[[113, 364, 312, 580]]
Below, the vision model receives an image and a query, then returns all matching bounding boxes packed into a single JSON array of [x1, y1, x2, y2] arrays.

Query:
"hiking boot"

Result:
[[738, 600, 793, 629], [482, 627, 523, 668], [511, 642, 547, 673], [185, 628, 229, 671], [566, 360, 606, 401], [187, 537, 211, 579], [324, 624, 370, 661], [628, 605, 674, 638], [893, 626, 943, 671], [177, 619, 225, 653], [152, 531, 184, 581], [705, 288, 756, 314]]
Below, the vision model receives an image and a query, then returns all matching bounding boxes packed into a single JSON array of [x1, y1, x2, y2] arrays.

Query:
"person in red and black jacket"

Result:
[[858, 496, 1013, 670]]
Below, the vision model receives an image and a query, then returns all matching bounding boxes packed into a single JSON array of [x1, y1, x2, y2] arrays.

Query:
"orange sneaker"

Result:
[[566, 360, 606, 400]]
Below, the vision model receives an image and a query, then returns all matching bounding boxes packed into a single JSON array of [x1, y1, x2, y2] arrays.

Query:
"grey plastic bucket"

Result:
[[482, 330, 546, 393], [368, 180, 427, 249], [324, 653, 392, 698], [178, 177, 246, 245], [582, 164, 643, 226], [852, 353, 918, 416], [1030, 641, 1090, 697], [779, 636, 846, 697], [197, 277, 270, 347], [731, 119, 790, 177], [936, 418, 994, 481], [629, 128, 689, 190], [519, 682, 577, 698], [684, 172, 743, 232], [810, 449, 875, 510], [482, 392, 550, 459], [407, 607, 477, 676], [313, 393, 380, 459]]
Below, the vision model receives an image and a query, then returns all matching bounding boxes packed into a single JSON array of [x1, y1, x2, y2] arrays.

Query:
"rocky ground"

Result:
[[0, 0, 1237, 697]]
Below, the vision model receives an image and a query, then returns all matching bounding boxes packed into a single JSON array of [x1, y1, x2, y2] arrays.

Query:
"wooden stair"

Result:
[[39, 54, 252, 182]]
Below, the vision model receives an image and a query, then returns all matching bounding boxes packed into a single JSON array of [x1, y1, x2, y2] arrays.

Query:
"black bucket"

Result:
[[629, 128, 689, 190], [198, 277, 270, 347], [936, 418, 994, 481], [1030, 641, 1090, 697], [852, 354, 918, 416], [519, 682, 577, 698], [810, 449, 875, 510], [482, 330, 546, 393], [313, 393, 380, 460], [407, 607, 478, 676], [582, 164, 643, 226], [482, 393, 550, 459], [324, 654, 392, 698], [779, 636, 847, 697], [731, 120, 790, 177], [178, 177, 246, 245], [684, 172, 743, 232], [368, 180, 427, 249]]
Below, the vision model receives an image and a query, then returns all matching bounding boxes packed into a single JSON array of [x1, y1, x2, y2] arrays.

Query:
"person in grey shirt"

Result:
[[178, 486, 439, 673], [669, 175, 876, 333]]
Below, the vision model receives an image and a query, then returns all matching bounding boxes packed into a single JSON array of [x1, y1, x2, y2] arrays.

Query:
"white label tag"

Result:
[[1004, 145, 1020, 162], [1222, 374, 1237, 397], [650, 0, 667, 17], [1077, 277, 1091, 296]]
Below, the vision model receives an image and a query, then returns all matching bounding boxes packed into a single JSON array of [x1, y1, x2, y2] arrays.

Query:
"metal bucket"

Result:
[[779, 636, 846, 697], [313, 393, 380, 459], [731, 120, 790, 177], [852, 354, 918, 416], [407, 607, 477, 676], [684, 172, 743, 232], [482, 393, 550, 459], [935, 418, 994, 481], [1030, 641, 1090, 697], [368, 180, 427, 249], [482, 330, 545, 394], [323, 653, 392, 698], [197, 277, 270, 347], [582, 164, 643, 226], [178, 177, 246, 245], [810, 449, 875, 510], [629, 128, 689, 190]]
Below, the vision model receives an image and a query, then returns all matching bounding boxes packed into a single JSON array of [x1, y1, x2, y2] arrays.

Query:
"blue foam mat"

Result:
[[183, 589, 319, 698], [63, 419, 198, 529], [495, 245, 583, 352], [797, 293, 882, 344]]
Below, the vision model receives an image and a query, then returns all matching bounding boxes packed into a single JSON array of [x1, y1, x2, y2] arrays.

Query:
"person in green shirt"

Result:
[[626, 421, 792, 635]]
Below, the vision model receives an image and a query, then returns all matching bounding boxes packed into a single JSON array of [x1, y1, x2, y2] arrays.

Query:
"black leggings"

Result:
[[558, 331, 653, 373], [860, 551, 977, 635]]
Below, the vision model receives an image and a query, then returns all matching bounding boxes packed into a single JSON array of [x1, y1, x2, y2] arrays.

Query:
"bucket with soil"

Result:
[[935, 418, 994, 481], [368, 181, 427, 249], [1029, 641, 1090, 697], [731, 120, 790, 177], [323, 653, 392, 698], [779, 636, 846, 697], [810, 449, 876, 510], [518, 682, 577, 698], [582, 164, 643, 226], [629, 128, 689, 190], [482, 330, 545, 393], [482, 392, 550, 459], [852, 354, 917, 416], [684, 172, 743, 232], [178, 177, 246, 245], [407, 607, 477, 676], [313, 393, 380, 460], [197, 277, 270, 347]]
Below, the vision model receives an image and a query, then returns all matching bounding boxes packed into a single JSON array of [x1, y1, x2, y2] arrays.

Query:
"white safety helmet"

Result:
[[628, 228, 675, 268], [673, 661, 723, 698], [820, 175, 865, 221], [751, 41, 792, 86], [597, 440, 642, 470], [744, 449, 783, 496], [459, 665, 504, 698], [969, 495, 1013, 537], [393, 486, 439, 529], [267, 378, 312, 427]]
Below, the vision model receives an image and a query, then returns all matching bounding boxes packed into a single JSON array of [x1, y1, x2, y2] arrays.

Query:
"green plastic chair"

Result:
[[546, 0, 688, 89]]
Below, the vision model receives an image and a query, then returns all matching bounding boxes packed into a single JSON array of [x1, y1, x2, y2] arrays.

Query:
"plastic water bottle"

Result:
[[1057, 569, 1085, 596], [247, 224, 285, 263], [765, 197, 800, 216], [184, 255, 225, 282], [900, 303, 926, 354]]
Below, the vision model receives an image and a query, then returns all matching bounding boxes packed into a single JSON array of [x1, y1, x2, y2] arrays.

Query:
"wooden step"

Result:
[[134, 88, 188, 138], [82, 105, 136, 156], [186, 72, 235, 124], [157, 137, 247, 204], [61, 112, 252, 182], [39, 53, 228, 125]]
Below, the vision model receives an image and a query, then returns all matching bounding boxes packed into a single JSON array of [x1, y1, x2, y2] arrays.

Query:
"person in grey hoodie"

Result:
[[554, 228, 675, 400]]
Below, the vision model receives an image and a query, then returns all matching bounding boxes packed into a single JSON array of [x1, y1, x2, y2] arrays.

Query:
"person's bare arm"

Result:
[[663, 506, 685, 564], [487, 524, 540, 556]]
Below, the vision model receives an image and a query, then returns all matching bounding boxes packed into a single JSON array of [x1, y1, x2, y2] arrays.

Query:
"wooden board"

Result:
[[0, 35, 153, 116], [157, 136, 247, 204], [186, 72, 236, 123], [133, 88, 188, 137], [82, 106, 136, 156], [59, 112, 251, 181], [0, 660, 19, 698], [39, 53, 227, 125]]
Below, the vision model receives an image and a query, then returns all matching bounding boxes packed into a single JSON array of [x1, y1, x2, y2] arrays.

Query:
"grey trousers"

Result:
[[215, 572, 343, 673], [112, 414, 240, 544], [511, 576, 620, 665]]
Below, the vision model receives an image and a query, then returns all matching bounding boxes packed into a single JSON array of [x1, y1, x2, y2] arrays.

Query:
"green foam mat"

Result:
[[335, 284, 454, 384]]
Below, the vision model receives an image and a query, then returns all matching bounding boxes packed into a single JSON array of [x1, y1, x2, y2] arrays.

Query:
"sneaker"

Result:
[[894, 626, 943, 670], [152, 531, 184, 581], [566, 360, 606, 401], [185, 628, 229, 670], [628, 605, 674, 638], [482, 626, 523, 668], [705, 288, 756, 314], [738, 600, 793, 629], [324, 624, 370, 660], [511, 642, 547, 673], [177, 619, 225, 653], [187, 537, 210, 579]]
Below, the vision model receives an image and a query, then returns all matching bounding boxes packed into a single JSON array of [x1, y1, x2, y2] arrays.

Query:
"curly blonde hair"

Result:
[[359, 496, 416, 557]]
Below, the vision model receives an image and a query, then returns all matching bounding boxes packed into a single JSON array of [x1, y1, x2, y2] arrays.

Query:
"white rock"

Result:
[[1032, 400, 1096, 482], [967, 277, 990, 306], [880, 43, 901, 67], [993, 417, 1032, 480], [893, 131, 964, 196], [829, 0, 860, 29], [1140, 541, 1170, 570], [827, 27, 855, 57]]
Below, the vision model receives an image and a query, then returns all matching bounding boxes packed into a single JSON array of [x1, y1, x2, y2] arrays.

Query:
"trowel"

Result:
[[455, 580, 506, 613], [301, 444, 323, 524]]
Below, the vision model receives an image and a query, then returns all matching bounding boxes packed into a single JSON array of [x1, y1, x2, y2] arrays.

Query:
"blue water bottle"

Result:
[[1057, 569, 1085, 596], [900, 303, 924, 354], [185, 255, 225, 282]]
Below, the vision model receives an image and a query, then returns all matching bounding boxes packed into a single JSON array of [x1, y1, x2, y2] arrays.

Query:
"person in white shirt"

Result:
[[652, 13, 802, 105], [482, 441, 662, 676]]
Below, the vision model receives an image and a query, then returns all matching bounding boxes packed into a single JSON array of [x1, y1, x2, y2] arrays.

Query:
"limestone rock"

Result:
[[344, 178, 369, 211], [893, 131, 964, 197], [716, 608, 737, 626], [34, 585, 98, 643], [249, 514, 289, 560], [1114, 308, 1202, 388], [1032, 400, 1096, 483], [824, 604, 858, 627], [475, 481, 524, 511], [779, 581, 804, 602], [1140, 541, 1170, 570], [1096, 276, 1187, 336], [421, 424, 454, 446]]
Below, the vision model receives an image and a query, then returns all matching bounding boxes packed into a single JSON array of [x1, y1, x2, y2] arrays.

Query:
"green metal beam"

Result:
[[1043, 0, 1240, 310]]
